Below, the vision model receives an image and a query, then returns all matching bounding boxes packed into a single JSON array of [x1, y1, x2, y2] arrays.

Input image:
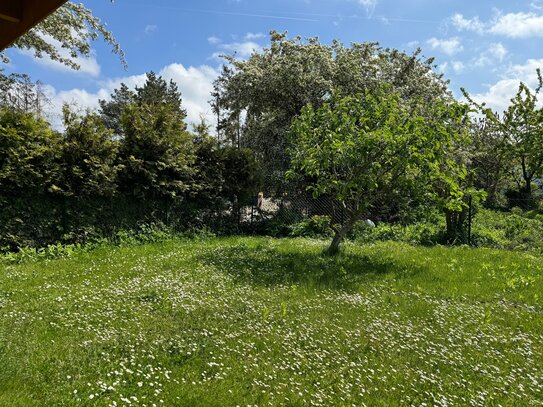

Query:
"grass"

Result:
[[1, 237, 543, 406]]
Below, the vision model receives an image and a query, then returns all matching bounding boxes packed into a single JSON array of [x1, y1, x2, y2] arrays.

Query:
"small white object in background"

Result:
[[364, 219, 376, 228]]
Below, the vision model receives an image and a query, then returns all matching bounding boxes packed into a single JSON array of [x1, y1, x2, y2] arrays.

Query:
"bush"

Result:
[[471, 208, 543, 252], [111, 223, 176, 246], [1, 242, 82, 264], [289, 215, 333, 238], [352, 221, 441, 246], [254, 217, 292, 237], [181, 226, 217, 240], [1, 223, 188, 264], [346, 208, 543, 253], [471, 229, 506, 249]]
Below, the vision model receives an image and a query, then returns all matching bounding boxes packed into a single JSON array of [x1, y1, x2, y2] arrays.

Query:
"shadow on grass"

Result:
[[197, 241, 426, 290]]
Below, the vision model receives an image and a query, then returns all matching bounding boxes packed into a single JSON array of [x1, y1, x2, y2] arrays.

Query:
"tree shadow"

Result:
[[196, 241, 426, 290]]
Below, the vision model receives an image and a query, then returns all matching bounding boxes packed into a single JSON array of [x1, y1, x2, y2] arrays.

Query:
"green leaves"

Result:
[[59, 108, 119, 198], [114, 73, 195, 200], [289, 88, 473, 252], [0, 108, 60, 194], [464, 71, 543, 208], [2, 2, 126, 71], [213, 33, 452, 193]]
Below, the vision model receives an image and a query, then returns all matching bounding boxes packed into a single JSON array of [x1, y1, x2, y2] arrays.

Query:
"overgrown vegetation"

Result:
[[275, 203, 543, 255], [2, 33, 543, 253]]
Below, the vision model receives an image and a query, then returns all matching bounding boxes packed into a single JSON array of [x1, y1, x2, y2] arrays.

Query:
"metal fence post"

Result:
[[468, 194, 473, 246]]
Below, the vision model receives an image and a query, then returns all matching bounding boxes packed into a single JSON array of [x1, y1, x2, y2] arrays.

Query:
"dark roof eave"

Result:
[[0, 0, 68, 51]]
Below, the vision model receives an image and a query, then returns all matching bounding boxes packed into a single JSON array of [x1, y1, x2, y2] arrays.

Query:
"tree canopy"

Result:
[[59, 107, 119, 198], [289, 87, 471, 254], [1, 1, 125, 70], [464, 70, 543, 208], [99, 72, 186, 138], [213, 31, 451, 192], [0, 107, 60, 195]]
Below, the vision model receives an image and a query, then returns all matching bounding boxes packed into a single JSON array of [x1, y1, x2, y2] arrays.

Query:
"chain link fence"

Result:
[[236, 190, 381, 235]]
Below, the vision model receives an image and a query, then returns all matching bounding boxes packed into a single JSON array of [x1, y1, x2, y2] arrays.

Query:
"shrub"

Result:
[[112, 223, 175, 246], [1, 243, 82, 264], [181, 226, 217, 240], [289, 215, 333, 238], [471, 208, 543, 252], [352, 221, 441, 246]]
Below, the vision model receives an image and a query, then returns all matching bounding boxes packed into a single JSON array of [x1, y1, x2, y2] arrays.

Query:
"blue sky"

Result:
[[3, 0, 543, 128]]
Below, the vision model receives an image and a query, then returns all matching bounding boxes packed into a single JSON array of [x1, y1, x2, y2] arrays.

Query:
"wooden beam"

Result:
[[0, 0, 69, 51], [0, 2, 23, 23]]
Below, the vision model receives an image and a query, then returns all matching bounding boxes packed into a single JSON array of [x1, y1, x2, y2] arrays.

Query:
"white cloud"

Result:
[[437, 62, 448, 74], [451, 61, 465, 74], [45, 63, 218, 131], [244, 32, 265, 40], [159, 63, 218, 126], [27, 51, 100, 77], [450, 13, 484, 34], [468, 58, 543, 113], [211, 40, 262, 61], [474, 42, 508, 68], [17, 33, 101, 77], [358, 0, 377, 16], [19, 47, 100, 77], [489, 43, 508, 61], [469, 79, 523, 113], [207, 36, 222, 45], [451, 11, 543, 38], [208, 33, 264, 61], [426, 37, 463, 56], [220, 41, 261, 57], [144, 25, 158, 34], [98, 73, 148, 93], [489, 12, 543, 38], [506, 58, 543, 80]]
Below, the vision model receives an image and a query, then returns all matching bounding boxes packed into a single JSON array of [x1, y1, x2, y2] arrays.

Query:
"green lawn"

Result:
[[1, 237, 543, 406]]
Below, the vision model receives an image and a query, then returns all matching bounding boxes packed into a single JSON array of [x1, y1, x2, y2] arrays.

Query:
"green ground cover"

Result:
[[1, 237, 542, 406]]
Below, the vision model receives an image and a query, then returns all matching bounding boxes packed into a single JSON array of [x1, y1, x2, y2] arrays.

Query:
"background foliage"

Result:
[[1, 33, 543, 253]]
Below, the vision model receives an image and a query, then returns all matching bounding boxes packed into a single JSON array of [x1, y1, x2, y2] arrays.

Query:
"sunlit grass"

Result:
[[1, 237, 542, 406]]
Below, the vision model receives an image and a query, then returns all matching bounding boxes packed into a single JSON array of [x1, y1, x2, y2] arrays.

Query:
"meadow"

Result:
[[1, 237, 543, 406]]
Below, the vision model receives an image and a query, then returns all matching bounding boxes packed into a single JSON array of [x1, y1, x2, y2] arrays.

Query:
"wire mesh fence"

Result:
[[240, 191, 377, 230]]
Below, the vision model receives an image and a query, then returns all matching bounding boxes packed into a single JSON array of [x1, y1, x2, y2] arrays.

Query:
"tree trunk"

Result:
[[524, 178, 532, 195], [326, 216, 357, 256], [444, 207, 468, 244], [519, 156, 534, 208], [519, 176, 533, 209], [486, 180, 499, 208]]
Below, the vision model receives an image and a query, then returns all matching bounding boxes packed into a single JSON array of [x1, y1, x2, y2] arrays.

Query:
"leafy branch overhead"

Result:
[[0, 1, 126, 70]]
